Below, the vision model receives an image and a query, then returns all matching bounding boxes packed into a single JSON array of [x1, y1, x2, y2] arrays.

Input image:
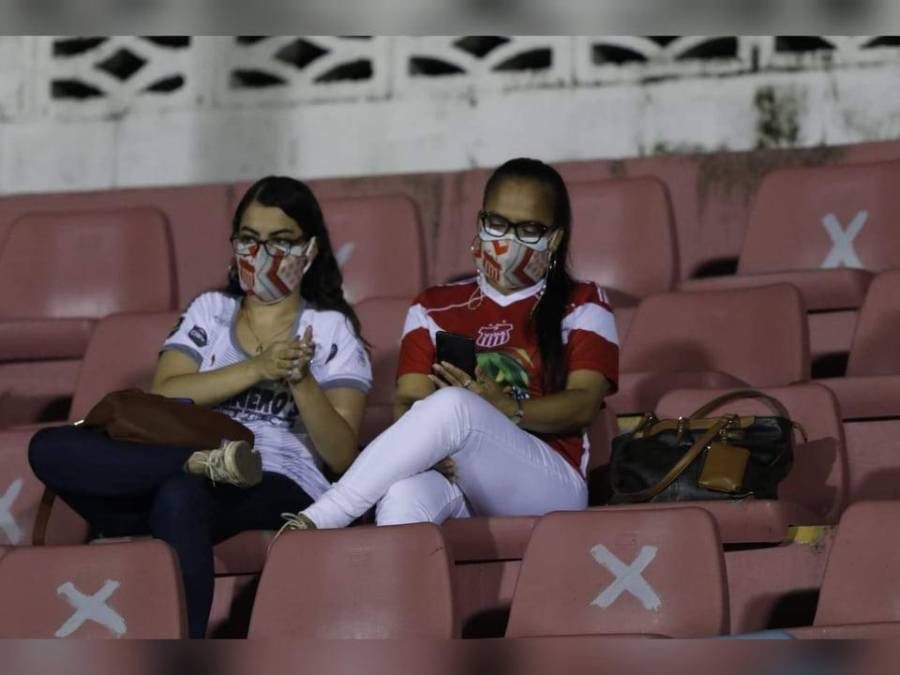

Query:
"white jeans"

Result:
[[303, 387, 588, 529]]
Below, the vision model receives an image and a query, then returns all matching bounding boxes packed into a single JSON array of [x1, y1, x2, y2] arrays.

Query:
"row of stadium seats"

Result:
[[4, 158, 900, 427], [4, 273, 900, 550], [0, 281, 897, 634], [0, 501, 897, 639]]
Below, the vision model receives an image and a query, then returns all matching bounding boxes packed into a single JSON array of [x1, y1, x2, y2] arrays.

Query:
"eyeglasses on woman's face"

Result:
[[477, 210, 554, 245], [230, 233, 308, 257]]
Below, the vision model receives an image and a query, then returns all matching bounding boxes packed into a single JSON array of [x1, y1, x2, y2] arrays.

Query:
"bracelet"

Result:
[[509, 397, 525, 426]]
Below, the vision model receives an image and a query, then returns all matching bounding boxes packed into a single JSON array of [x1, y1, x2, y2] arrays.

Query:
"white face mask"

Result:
[[236, 237, 316, 304], [473, 232, 552, 291]]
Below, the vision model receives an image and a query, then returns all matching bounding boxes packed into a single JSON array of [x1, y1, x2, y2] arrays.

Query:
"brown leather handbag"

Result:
[[78, 389, 254, 450], [608, 390, 804, 504], [33, 389, 254, 545]]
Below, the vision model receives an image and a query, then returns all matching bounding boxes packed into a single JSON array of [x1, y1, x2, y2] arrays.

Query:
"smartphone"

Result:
[[435, 331, 477, 379]]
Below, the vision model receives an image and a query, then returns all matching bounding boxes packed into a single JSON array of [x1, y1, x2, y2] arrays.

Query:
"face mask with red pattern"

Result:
[[473, 233, 551, 291], [236, 237, 316, 304]]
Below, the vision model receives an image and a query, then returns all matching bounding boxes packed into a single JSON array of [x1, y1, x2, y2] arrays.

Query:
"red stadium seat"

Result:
[[567, 177, 677, 343], [819, 270, 900, 419], [0, 539, 187, 638], [248, 523, 455, 638], [567, 176, 677, 315], [0, 184, 233, 309], [354, 297, 410, 445], [679, 161, 900, 366], [0, 208, 177, 426], [637, 384, 848, 543], [681, 160, 900, 308], [788, 501, 900, 638], [68, 311, 180, 421], [613, 284, 809, 413], [724, 532, 833, 634], [0, 311, 179, 546], [506, 508, 728, 638]]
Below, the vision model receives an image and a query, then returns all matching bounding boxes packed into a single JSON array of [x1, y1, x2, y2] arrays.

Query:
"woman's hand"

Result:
[[286, 326, 315, 385], [429, 362, 517, 417], [254, 326, 313, 382]]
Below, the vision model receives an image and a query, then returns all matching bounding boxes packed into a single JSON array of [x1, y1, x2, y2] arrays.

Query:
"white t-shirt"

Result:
[[162, 291, 372, 499]]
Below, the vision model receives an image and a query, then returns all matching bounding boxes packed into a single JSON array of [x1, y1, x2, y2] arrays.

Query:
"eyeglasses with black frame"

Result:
[[230, 234, 307, 257], [477, 210, 553, 244]]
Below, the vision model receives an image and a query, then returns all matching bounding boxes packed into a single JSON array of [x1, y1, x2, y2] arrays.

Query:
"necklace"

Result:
[[241, 305, 296, 355]]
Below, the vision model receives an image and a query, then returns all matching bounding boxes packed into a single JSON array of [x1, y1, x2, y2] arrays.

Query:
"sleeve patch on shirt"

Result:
[[188, 325, 208, 347], [325, 343, 338, 364]]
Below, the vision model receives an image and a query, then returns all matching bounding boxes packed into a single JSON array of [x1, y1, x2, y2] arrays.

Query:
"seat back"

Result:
[[0, 208, 175, 320], [814, 501, 900, 626], [69, 311, 180, 421], [506, 508, 728, 638], [322, 195, 426, 303], [568, 177, 677, 304], [741, 160, 900, 275], [657, 384, 848, 523], [621, 284, 809, 386], [847, 270, 900, 376], [354, 297, 410, 445], [0, 540, 187, 638], [249, 524, 454, 638], [0, 426, 89, 546]]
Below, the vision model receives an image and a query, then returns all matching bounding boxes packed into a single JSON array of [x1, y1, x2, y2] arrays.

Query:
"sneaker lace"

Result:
[[266, 512, 311, 557], [201, 450, 230, 485]]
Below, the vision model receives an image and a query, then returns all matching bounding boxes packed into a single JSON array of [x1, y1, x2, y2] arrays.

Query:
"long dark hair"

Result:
[[483, 158, 574, 391], [226, 175, 365, 341]]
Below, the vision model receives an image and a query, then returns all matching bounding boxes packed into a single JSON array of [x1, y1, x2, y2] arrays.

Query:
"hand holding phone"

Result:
[[435, 331, 477, 380]]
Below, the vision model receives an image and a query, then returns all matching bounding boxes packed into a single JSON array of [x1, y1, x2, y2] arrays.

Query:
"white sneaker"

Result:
[[186, 440, 262, 488]]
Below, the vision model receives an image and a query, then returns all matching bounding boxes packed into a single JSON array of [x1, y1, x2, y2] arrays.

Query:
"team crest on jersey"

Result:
[[476, 321, 513, 349]]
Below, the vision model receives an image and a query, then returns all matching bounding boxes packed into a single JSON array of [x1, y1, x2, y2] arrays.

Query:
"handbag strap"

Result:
[[689, 389, 791, 421], [614, 417, 732, 503], [31, 487, 56, 546]]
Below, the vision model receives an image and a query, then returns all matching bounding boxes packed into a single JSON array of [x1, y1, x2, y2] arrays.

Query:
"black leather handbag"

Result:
[[608, 390, 803, 504]]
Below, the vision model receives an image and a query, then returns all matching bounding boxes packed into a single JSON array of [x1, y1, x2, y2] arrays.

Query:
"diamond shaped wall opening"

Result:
[[96, 48, 147, 81], [275, 39, 329, 71]]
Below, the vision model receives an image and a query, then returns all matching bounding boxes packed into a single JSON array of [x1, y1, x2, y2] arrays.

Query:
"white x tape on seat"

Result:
[[335, 241, 356, 269], [55, 579, 127, 638], [590, 544, 661, 611], [822, 211, 867, 269], [0, 478, 24, 545]]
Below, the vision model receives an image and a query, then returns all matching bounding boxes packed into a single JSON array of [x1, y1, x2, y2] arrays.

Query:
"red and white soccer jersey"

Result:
[[398, 276, 619, 476]]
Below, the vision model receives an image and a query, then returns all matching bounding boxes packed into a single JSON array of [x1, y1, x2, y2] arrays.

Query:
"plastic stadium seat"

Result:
[[248, 523, 455, 638], [354, 297, 411, 445], [506, 508, 728, 638], [819, 271, 900, 420], [724, 531, 834, 634], [0, 311, 180, 546], [0, 539, 187, 638], [0, 423, 88, 546], [681, 160, 900, 310], [613, 284, 809, 413], [67, 311, 180, 422], [567, 177, 677, 305], [0, 207, 177, 426], [679, 161, 900, 366], [788, 501, 900, 638]]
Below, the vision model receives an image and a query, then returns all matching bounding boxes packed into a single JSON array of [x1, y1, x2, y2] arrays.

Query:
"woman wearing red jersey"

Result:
[[278, 158, 619, 531]]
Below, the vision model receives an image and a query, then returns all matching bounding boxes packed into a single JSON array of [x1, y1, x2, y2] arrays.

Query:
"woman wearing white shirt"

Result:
[[29, 176, 371, 638]]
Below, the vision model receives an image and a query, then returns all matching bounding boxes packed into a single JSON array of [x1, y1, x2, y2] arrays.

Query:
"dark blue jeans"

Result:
[[28, 426, 312, 639]]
